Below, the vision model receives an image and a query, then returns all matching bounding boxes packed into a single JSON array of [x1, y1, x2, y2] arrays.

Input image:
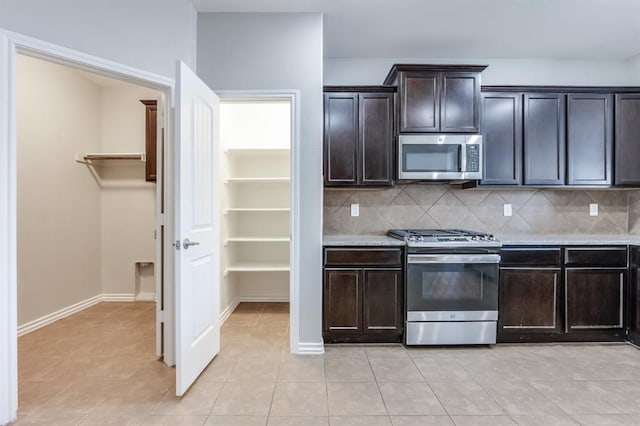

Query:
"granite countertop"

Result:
[[323, 233, 640, 247], [322, 235, 406, 246], [498, 234, 640, 246]]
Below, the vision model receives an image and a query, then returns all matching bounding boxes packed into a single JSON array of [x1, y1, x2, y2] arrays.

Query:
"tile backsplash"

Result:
[[324, 185, 640, 236]]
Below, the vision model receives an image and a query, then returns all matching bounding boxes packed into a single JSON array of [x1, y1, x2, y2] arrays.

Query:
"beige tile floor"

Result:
[[13, 301, 640, 425]]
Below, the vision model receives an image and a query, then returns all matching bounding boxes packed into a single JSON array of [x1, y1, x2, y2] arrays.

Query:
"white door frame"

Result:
[[0, 28, 174, 424], [216, 90, 301, 354]]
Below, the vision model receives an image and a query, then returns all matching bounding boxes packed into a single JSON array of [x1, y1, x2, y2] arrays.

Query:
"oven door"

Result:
[[406, 254, 499, 321]]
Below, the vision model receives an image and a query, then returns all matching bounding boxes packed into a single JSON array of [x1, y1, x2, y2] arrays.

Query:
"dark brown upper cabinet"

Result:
[[523, 93, 566, 185], [481, 86, 640, 188], [397, 71, 438, 132], [384, 64, 487, 134], [567, 93, 613, 185], [323, 87, 394, 187], [480, 92, 523, 185], [140, 100, 157, 182], [324, 92, 358, 185], [615, 93, 640, 186]]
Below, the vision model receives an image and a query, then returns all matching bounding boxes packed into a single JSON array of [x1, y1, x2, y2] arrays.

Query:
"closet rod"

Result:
[[75, 152, 146, 164], [81, 152, 146, 162]]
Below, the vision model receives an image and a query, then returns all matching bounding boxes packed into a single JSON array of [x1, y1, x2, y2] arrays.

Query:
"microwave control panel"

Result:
[[465, 144, 480, 172]]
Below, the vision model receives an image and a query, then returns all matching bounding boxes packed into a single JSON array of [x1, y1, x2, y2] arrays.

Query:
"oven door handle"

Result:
[[407, 254, 501, 264]]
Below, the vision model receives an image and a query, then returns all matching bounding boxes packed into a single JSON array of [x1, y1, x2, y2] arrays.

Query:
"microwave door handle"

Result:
[[459, 144, 466, 172]]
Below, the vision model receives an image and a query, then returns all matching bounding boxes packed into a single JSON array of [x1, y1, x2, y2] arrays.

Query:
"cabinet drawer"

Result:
[[324, 248, 402, 266], [632, 246, 640, 265], [500, 247, 562, 267], [565, 247, 627, 267]]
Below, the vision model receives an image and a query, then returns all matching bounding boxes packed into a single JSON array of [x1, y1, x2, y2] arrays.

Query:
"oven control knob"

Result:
[[488, 235, 495, 240], [471, 236, 478, 240], [418, 236, 424, 241]]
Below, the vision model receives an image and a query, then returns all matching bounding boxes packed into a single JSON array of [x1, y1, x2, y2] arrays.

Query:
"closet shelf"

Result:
[[225, 177, 290, 183], [225, 237, 290, 243], [225, 148, 290, 157], [226, 262, 290, 273], [225, 208, 290, 213]]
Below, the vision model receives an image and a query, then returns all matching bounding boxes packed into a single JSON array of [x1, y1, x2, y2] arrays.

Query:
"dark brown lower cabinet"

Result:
[[323, 247, 403, 343], [565, 269, 626, 334], [362, 269, 402, 334], [629, 246, 640, 345], [323, 269, 361, 334], [499, 245, 628, 343], [498, 268, 562, 340]]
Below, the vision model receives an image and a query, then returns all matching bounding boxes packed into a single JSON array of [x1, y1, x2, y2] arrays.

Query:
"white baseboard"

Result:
[[219, 296, 290, 325], [17, 294, 102, 336], [18, 293, 143, 336], [294, 341, 325, 355], [134, 292, 156, 302], [101, 293, 136, 302], [19, 293, 290, 337], [238, 296, 290, 302], [219, 297, 240, 325]]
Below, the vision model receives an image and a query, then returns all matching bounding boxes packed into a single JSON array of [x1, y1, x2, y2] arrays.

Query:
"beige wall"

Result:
[[325, 186, 634, 237], [17, 55, 103, 325], [17, 55, 159, 326], [99, 86, 158, 297]]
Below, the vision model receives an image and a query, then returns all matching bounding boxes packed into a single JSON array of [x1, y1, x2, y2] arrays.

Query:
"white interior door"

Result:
[[174, 61, 220, 396]]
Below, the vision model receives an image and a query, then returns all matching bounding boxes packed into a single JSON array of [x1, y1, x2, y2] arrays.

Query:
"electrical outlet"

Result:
[[503, 204, 512, 217], [590, 203, 598, 216], [351, 203, 359, 217]]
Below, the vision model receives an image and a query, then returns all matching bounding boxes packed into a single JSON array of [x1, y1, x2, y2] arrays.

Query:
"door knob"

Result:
[[183, 238, 200, 249]]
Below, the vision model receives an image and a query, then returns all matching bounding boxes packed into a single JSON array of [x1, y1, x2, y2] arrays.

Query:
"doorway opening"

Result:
[[1, 30, 304, 423], [218, 97, 293, 347], [15, 53, 173, 415]]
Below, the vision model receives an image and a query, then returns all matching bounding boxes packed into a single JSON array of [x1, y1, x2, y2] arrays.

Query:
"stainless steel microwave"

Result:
[[397, 134, 483, 180]]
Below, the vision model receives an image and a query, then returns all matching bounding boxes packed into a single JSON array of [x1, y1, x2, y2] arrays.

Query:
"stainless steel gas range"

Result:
[[387, 229, 502, 346]]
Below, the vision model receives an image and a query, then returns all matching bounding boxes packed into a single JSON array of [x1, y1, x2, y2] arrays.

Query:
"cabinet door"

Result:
[[565, 269, 625, 332], [499, 268, 562, 334], [362, 269, 402, 334], [399, 71, 439, 132], [359, 93, 394, 186], [567, 94, 613, 185], [140, 100, 157, 182], [629, 247, 640, 345], [523, 93, 566, 185], [323, 268, 362, 334], [615, 94, 640, 186], [480, 92, 523, 185], [440, 72, 480, 133], [324, 93, 358, 186]]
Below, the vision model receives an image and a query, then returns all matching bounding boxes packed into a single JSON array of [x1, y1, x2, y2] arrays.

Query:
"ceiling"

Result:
[[192, 0, 640, 60]]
